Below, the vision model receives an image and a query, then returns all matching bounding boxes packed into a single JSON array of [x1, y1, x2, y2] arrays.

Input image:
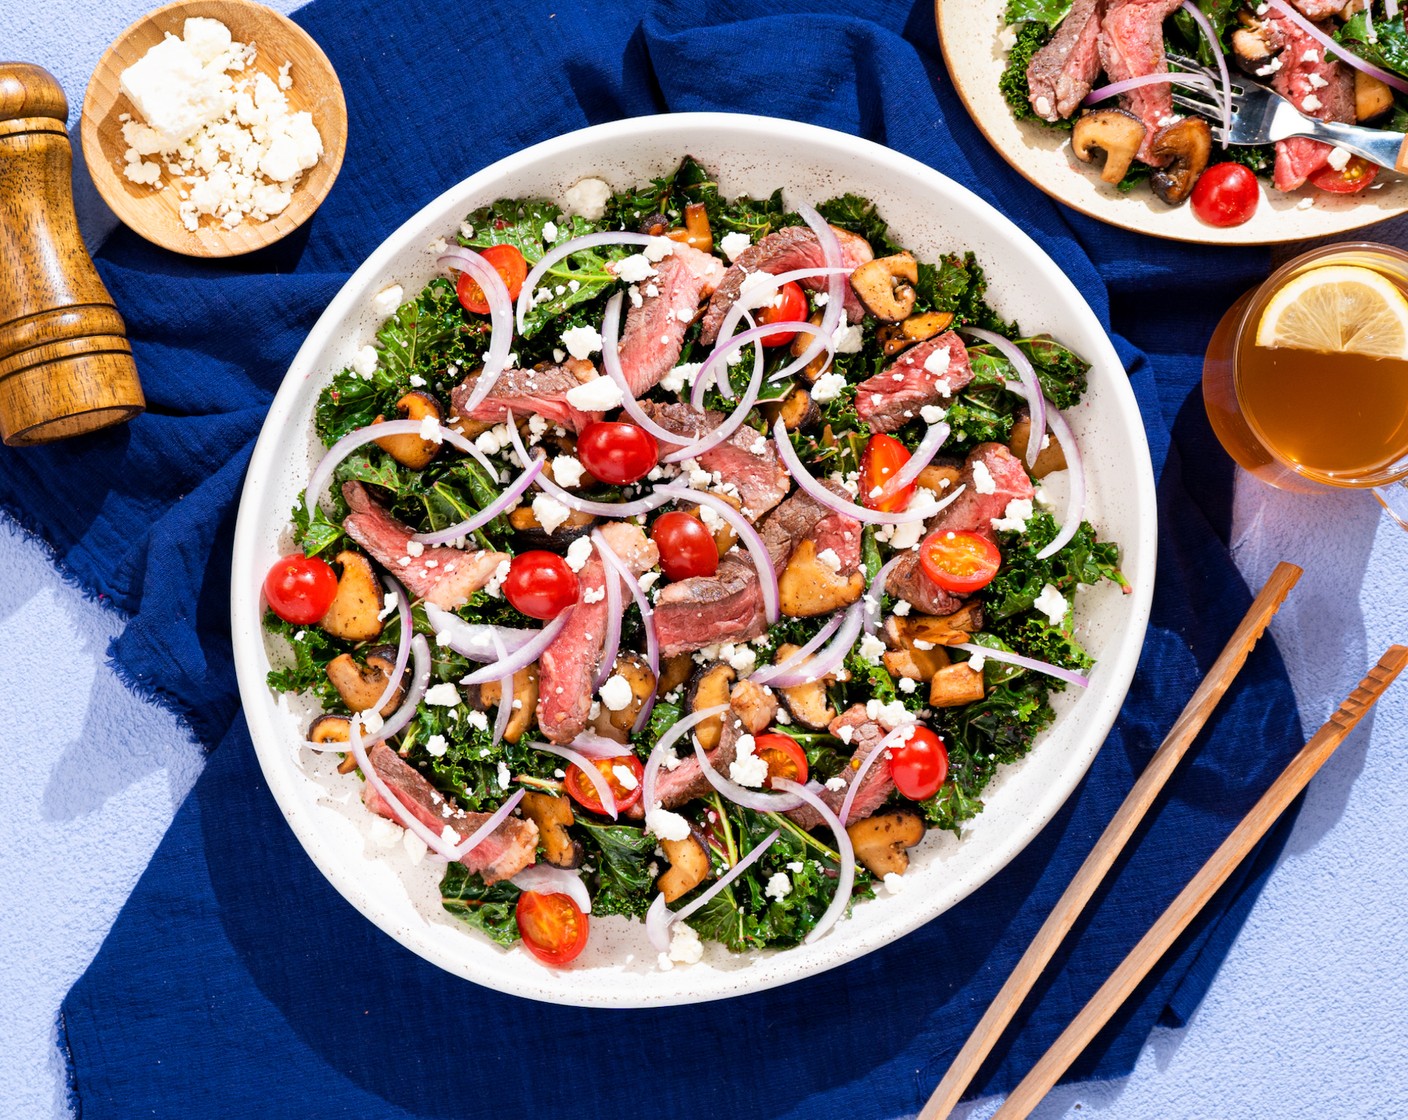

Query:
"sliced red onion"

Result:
[[449, 787, 527, 861], [458, 611, 572, 686], [1385, 1, 1397, 24], [765, 600, 865, 688], [672, 828, 782, 925], [772, 778, 854, 944], [412, 457, 543, 546], [305, 418, 500, 518], [515, 232, 657, 333], [372, 576, 412, 716], [594, 527, 661, 733], [654, 485, 780, 623], [964, 328, 1045, 471], [1034, 405, 1085, 560], [569, 730, 633, 760], [692, 735, 807, 813], [773, 417, 965, 525], [877, 421, 951, 501], [529, 741, 618, 819], [1180, 1, 1232, 145], [590, 535, 624, 691], [838, 725, 911, 826], [661, 321, 825, 464], [750, 611, 846, 686], [955, 641, 1090, 688], [646, 891, 673, 952], [423, 604, 538, 661], [707, 307, 763, 404], [642, 704, 731, 815], [489, 631, 513, 746], [503, 414, 674, 517], [1268, 0, 1408, 95], [369, 633, 432, 743], [790, 202, 846, 383], [599, 291, 693, 446], [864, 555, 905, 637], [1083, 70, 1215, 106], [438, 248, 513, 414], [510, 863, 592, 913]]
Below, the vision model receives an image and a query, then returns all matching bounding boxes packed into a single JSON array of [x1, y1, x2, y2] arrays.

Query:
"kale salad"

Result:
[[262, 156, 1128, 969]]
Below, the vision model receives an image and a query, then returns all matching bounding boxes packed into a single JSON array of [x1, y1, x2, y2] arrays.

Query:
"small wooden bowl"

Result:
[[80, 0, 346, 257]]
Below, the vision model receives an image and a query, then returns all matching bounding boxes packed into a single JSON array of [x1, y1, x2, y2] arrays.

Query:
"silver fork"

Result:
[[1166, 52, 1408, 173]]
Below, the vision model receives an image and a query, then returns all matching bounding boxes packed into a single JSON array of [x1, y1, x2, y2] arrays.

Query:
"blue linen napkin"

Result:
[[0, 0, 1306, 1114]]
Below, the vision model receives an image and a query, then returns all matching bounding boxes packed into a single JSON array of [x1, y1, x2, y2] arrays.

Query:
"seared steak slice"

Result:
[[1027, 0, 1107, 120], [932, 442, 1035, 538], [341, 481, 508, 608], [451, 358, 602, 434], [886, 552, 964, 615], [1271, 11, 1354, 191], [785, 705, 896, 831], [814, 512, 862, 572], [363, 743, 539, 883], [1289, 0, 1347, 17], [1099, 0, 1185, 163], [641, 401, 790, 517], [854, 331, 975, 433], [654, 554, 767, 658], [700, 225, 874, 344], [616, 245, 725, 398], [760, 482, 855, 568]]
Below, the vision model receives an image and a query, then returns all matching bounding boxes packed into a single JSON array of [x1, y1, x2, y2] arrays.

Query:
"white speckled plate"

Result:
[[229, 113, 1157, 1007], [935, 0, 1408, 244]]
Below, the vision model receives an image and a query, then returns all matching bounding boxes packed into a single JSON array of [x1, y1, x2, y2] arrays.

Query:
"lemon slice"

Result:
[[1256, 264, 1408, 359]]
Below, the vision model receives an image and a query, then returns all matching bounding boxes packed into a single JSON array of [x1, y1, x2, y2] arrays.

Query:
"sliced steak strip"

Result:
[[363, 743, 538, 883], [1099, 0, 1185, 163], [785, 705, 895, 831], [886, 552, 964, 616], [854, 331, 975, 433], [451, 358, 602, 434], [341, 481, 508, 608], [641, 401, 790, 517], [700, 225, 874, 344], [616, 245, 726, 398], [1027, 0, 1107, 121], [1270, 12, 1354, 191], [932, 442, 1035, 538], [654, 554, 767, 658]]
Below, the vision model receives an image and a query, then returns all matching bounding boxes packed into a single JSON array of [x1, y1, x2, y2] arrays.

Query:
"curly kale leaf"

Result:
[[1339, 10, 1408, 83], [942, 387, 1020, 451], [289, 488, 346, 559], [967, 336, 1090, 409], [440, 866, 521, 946], [915, 252, 1016, 332], [263, 612, 348, 707], [817, 193, 903, 257], [984, 511, 1128, 621], [578, 819, 656, 919]]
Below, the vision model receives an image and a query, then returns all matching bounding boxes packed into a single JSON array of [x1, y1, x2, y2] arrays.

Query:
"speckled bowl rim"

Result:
[[230, 113, 1157, 1007]]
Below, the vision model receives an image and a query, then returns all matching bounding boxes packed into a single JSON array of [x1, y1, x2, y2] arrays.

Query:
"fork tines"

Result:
[[1171, 91, 1231, 137]]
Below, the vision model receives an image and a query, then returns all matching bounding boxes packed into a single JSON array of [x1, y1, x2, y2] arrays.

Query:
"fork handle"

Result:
[[1286, 118, 1408, 174]]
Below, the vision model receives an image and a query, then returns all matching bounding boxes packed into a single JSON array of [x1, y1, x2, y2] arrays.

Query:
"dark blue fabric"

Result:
[[1, 0, 1306, 1114]]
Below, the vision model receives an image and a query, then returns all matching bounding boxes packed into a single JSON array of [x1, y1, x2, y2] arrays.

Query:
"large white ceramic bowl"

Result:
[[230, 113, 1157, 1007]]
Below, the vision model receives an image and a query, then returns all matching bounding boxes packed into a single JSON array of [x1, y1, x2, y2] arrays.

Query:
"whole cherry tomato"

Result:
[[503, 551, 578, 619], [576, 421, 658, 485], [650, 511, 719, 581], [456, 244, 528, 314], [919, 529, 1002, 595], [756, 280, 808, 347], [564, 754, 644, 815], [515, 891, 589, 966], [860, 433, 916, 512], [1190, 163, 1260, 227], [1308, 155, 1378, 194], [888, 726, 949, 800], [751, 732, 809, 789], [264, 553, 338, 625]]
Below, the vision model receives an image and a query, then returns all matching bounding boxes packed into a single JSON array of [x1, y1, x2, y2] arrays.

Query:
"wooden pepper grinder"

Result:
[[0, 62, 143, 446]]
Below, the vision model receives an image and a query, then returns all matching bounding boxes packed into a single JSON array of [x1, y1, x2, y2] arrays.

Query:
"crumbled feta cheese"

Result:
[[564, 375, 623, 411], [990, 497, 1034, 533], [351, 345, 378, 377], [765, 873, 793, 901], [464, 710, 489, 731], [811, 370, 848, 403], [1303, 48, 1319, 63], [729, 734, 768, 787], [660, 362, 702, 394], [600, 674, 634, 711], [920, 404, 946, 424], [967, 651, 988, 674], [372, 285, 403, 317], [1302, 94, 1322, 112], [541, 220, 558, 242], [497, 761, 511, 789], [1307, 73, 1329, 90], [825, 776, 848, 792], [424, 682, 461, 707], [565, 537, 594, 573], [833, 323, 864, 354], [857, 633, 886, 664], [483, 558, 511, 598], [737, 270, 781, 310], [668, 921, 704, 965], [368, 817, 402, 848], [817, 547, 842, 572], [531, 494, 572, 535], [835, 724, 855, 745], [716, 232, 751, 262], [403, 830, 428, 864], [923, 346, 952, 378], [882, 872, 905, 895], [725, 644, 757, 674], [615, 253, 656, 283], [357, 709, 384, 736], [552, 454, 587, 489], [561, 324, 603, 360], [645, 808, 692, 841], [866, 698, 914, 730], [425, 734, 448, 758], [376, 592, 399, 621], [889, 518, 926, 551], [1034, 583, 1068, 627], [1255, 55, 1283, 76], [999, 23, 1019, 50], [1327, 146, 1351, 171], [1296, 197, 1315, 211], [582, 584, 605, 604], [898, 676, 917, 694], [893, 600, 913, 618], [971, 460, 997, 495], [643, 236, 675, 262], [562, 177, 612, 220], [419, 416, 443, 443]]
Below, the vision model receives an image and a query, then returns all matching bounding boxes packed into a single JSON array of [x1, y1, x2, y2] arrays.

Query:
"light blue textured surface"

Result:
[[2, 2, 1406, 1116]]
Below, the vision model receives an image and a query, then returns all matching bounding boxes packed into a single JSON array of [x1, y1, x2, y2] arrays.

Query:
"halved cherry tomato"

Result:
[[752, 732, 809, 789], [263, 553, 338, 625], [755, 280, 808, 347], [1308, 155, 1378, 195], [515, 891, 589, 966], [564, 754, 644, 815], [650, 510, 719, 581], [888, 726, 949, 800], [1190, 163, 1259, 227], [860, 433, 916, 512], [504, 550, 578, 620], [919, 528, 1002, 595], [456, 244, 528, 315], [576, 420, 658, 486]]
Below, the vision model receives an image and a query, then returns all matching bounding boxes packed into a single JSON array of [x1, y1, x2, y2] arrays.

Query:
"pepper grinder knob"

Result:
[[0, 62, 143, 446]]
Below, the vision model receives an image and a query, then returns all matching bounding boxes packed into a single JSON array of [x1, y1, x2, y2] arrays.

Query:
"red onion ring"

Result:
[[877, 421, 951, 501], [661, 322, 826, 464], [838, 725, 910, 826], [593, 527, 661, 732], [653, 485, 781, 623], [707, 307, 763, 404], [515, 232, 657, 333], [963, 328, 1045, 470], [489, 631, 513, 747], [1180, 1, 1232, 145], [772, 778, 854, 943], [503, 413, 674, 517], [1386, 1, 1397, 24], [773, 417, 966, 525], [646, 891, 673, 952], [598, 291, 693, 445], [764, 600, 865, 687], [955, 641, 1090, 688], [671, 828, 781, 925], [438, 248, 513, 414], [1083, 70, 1216, 106], [369, 633, 433, 743], [692, 734, 808, 813], [372, 576, 412, 717], [458, 610, 572, 686], [411, 457, 543, 546], [1268, 0, 1408, 95], [510, 864, 592, 913], [641, 704, 731, 815], [305, 418, 500, 519], [864, 556, 905, 638], [529, 741, 618, 818], [590, 535, 624, 691], [568, 730, 632, 760], [449, 787, 527, 862], [1034, 405, 1085, 560], [790, 202, 846, 382], [423, 604, 538, 661], [750, 611, 846, 686]]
